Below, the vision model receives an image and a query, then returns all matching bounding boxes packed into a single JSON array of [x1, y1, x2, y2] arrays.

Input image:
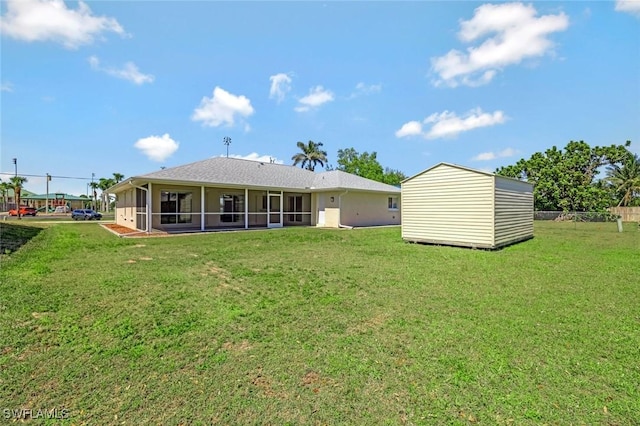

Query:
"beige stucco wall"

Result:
[[340, 191, 401, 227], [115, 188, 137, 228], [315, 191, 400, 228], [315, 192, 341, 227]]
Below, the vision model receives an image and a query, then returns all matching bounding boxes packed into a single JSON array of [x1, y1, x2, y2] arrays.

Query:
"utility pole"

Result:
[[12, 158, 18, 219], [91, 173, 95, 211], [46, 173, 51, 214], [223, 137, 231, 158]]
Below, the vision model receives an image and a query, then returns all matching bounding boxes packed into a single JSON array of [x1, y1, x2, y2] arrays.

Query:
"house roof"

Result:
[[22, 193, 87, 201], [311, 170, 400, 192], [402, 162, 533, 186], [108, 157, 400, 194], [0, 188, 36, 197]]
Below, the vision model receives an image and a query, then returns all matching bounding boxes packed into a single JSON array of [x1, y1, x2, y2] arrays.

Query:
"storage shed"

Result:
[[401, 163, 534, 249]]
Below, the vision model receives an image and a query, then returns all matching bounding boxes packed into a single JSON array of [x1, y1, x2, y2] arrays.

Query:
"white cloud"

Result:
[[395, 121, 423, 138], [191, 86, 254, 127], [396, 108, 507, 140], [472, 147, 517, 161], [295, 85, 334, 112], [1, 82, 14, 92], [269, 73, 292, 103], [0, 0, 126, 49], [227, 152, 283, 164], [88, 56, 154, 85], [431, 3, 569, 87], [425, 108, 507, 139], [349, 82, 382, 98], [134, 133, 179, 162], [615, 0, 640, 17]]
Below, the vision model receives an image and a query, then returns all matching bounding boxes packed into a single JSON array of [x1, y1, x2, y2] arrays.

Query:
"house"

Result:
[[107, 157, 401, 233], [21, 193, 86, 211], [401, 162, 534, 249]]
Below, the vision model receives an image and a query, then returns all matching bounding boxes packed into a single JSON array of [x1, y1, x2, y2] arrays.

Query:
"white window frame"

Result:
[[388, 196, 399, 211]]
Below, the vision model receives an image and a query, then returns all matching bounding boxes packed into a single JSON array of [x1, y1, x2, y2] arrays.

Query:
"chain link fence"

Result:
[[535, 211, 617, 222]]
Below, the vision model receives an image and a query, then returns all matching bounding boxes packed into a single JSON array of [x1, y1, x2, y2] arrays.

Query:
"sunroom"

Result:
[[118, 184, 312, 232]]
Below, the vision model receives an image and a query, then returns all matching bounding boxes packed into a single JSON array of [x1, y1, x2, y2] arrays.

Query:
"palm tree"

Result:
[[606, 153, 640, 206], [112, 173, 124, 183], [0, 180, 10, 211], [89, 181, 99, 211], [292, 140, 328, 171], [9, 176, 28, 219]]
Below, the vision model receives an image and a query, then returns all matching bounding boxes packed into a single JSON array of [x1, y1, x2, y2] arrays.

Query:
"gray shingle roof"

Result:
[[139, 157, 314, 189], [114, 157, 399, 193], [313, 170, 400, 193]]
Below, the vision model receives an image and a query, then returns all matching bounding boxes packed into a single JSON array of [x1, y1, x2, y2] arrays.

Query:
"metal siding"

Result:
[[494, 177, 534, 247], [402, 164, 494, 246]]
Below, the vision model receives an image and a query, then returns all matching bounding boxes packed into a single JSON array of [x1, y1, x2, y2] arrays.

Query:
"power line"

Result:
[[1, 173, 92, 180]]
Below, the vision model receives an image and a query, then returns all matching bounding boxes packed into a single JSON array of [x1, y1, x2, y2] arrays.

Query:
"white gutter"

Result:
[[337, 190, 353, 229]]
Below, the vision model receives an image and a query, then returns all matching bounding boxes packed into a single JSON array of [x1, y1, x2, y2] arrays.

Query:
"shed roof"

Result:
[[403, 162, 533, 186], [108, 157, 400, 194]]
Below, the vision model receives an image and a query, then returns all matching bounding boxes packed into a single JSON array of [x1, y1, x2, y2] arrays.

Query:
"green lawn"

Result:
[[1, 222, 638, 424]]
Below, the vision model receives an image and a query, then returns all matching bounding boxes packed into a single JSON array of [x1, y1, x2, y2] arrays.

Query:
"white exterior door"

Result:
[[267, 192, 282, 228], [316, 193, 325, 226]]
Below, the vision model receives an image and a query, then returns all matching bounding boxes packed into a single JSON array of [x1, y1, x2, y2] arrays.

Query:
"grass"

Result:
[[0, 221, 638, 424], [0, 222, 44, 255]]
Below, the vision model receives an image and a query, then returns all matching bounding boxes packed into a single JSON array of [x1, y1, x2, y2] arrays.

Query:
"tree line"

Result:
[[292, 139, 639, 210], [496, 140, 639, 211], [0, 173, 125, 218], [292, 140, 407, 186]]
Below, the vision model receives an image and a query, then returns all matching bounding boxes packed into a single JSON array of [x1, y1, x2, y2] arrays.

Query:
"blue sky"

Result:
[[1, 1, 639, 196]]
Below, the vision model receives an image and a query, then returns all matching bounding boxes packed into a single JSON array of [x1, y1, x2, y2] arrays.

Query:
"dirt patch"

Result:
[[223, 340, 252, 353], [102, 223, 169, 237], [103, 223, 138, 234], [301, 371, 337, 394], [347, 313, 389, 334], [201, 262, 231, 279], [250, 370, 287, 399]]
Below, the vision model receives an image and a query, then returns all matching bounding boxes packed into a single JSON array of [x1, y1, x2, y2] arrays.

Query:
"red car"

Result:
[[8, 206, 37, 216]]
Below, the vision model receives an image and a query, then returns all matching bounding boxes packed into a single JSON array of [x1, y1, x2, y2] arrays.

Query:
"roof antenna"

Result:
[[223, 136, 231, 158]]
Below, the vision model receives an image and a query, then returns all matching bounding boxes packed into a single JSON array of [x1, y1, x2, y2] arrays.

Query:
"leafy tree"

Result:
[[292, 140, 328, 171], [336, 148, 407, 185], [606, 152, 640, 206], [97, 177, 116, 211], [382, 167, 408, 186], [496, 140, 632, 211], [9, 176, 28, 219], [336, 148, 384, 181], [112, 173, 125, 183]]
